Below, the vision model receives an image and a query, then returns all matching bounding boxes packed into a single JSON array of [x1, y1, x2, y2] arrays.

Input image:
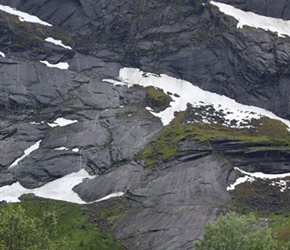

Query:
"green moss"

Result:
[[1, 198, 126, 250], [269, 215, 290, 239], [138, 114, 290, 166], [0, 13, 72, 53], [98, 201, 130, 228], [145, 86, 172, 111]]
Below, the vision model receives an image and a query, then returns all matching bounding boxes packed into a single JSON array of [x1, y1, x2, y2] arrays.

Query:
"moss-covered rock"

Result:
[[138, 111, 290, 166], [145, 86, 172, 112]]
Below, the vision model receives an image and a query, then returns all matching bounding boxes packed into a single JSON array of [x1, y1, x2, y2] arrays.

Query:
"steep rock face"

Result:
[[75, 155, 231, 250], [1, 0, 290, 249], [3, 0, 290, 119]]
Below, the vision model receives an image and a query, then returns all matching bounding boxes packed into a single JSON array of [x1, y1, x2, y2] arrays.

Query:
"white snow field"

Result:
[[45, 37, 72, 50], [0, 169, 94, 203], [40, 60, 69, 70], [0, 4, 52, 26], [0, 169, 125, 204], [104, 68, 290, 129], [0, 51, 5, 57], [211, 1, 290, 37]]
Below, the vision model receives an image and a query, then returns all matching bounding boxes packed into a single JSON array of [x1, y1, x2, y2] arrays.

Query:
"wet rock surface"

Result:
[[0, 0, 290, 249]]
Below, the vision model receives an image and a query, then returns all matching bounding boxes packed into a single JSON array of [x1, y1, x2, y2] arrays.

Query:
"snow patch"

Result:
[[45, 37, 72, 50], [40, 60, 69, 70], [211, 1, 290, 37], [29, 121, 44, 125], [103, 68, 290, 129], [72, 148, 80, 153], [95, 192, 125, 202], [227, 167, 290, 192], [271, 180, 288, 192], [9, 140, 42, 169], [0, 169, 95, 204], [237, 168, 290, 179], [0, 170, 124, 204], [47, 118, 78, 128], [0, 4, 52, 26], [227, 175, 255, 191], [54, 147, 69, 151], [0, 51, 5, 57]]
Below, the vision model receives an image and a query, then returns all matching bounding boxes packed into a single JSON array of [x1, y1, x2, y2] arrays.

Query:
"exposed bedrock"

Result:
[[75, 155, 231, 250], [0, 0, 290, 249], [1, 0, 290, 119]]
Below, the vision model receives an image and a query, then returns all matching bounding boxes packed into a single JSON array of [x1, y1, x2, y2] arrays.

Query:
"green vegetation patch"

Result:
[[228, 182, 290, 248], [145, 86, 172, 112], [138, 113, 290, 166], [195, 212, 278, 250], [0, 197, 126, 250], [88, 198, 131, 230]]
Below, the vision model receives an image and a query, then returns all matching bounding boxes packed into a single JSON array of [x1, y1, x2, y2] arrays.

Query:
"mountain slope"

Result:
[[1, 1, 290, 249]]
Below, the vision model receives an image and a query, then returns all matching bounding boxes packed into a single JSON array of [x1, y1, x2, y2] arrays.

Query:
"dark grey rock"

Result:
[[1, 0, 290, 249], [69, 52, 122, 79], [127, 155, 231, 207], [74, 155, 231, 249], [115, 205, 221, 250], [74, 162, 143, 202]]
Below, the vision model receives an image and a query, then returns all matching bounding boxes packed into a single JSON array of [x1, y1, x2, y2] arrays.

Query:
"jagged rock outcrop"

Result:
[[3, 0, 290, 120], [1, 0, 290, 249]]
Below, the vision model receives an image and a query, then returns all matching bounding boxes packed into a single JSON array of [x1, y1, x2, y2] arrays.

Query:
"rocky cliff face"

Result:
[[1, 0, 290, 249]]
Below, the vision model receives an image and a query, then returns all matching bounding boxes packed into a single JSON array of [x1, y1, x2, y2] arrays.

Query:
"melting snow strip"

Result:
[[94, 192, 125, 203], [103, 68, 290, 129], [0, 4, 52, 26], [9, 140, 42, 169], [0, 51, 5, 57], [237, 168, 290, 179], [45, 37, 72, 50], [54, 147, 69, 151], [227, 175, 255, 191], [211, 1, 290, 37], [227, 167, 290, 191], [47, 118, 78, 127], [40, 60, 69, 70]]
